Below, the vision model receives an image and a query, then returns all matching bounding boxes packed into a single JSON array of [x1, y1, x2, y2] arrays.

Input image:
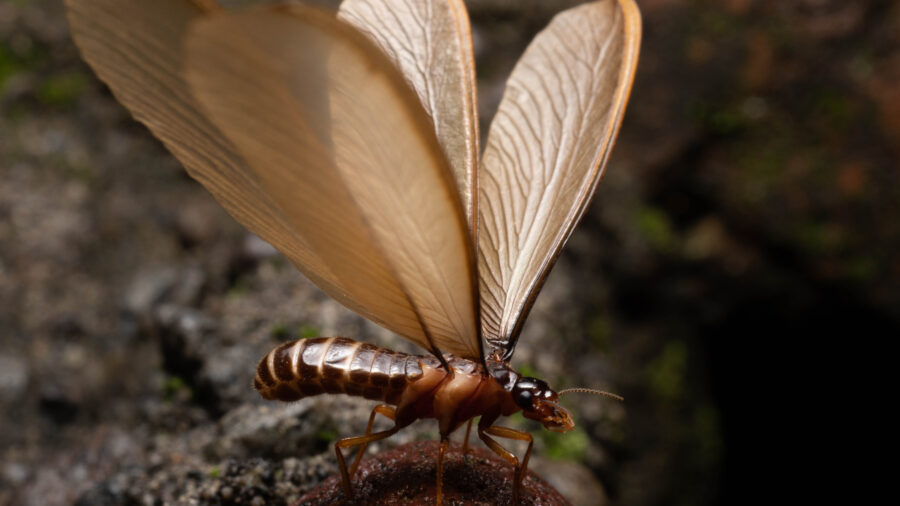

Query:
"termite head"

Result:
[[512, 377, 574, 433]]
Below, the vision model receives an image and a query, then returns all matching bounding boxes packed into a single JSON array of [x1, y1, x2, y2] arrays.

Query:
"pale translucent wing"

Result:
[[338, 0, 480, 232], [478, 0, 641, 358], [65, 0, 347, 301], [184, 6, 480, 358], [67, 0, 479, 358]]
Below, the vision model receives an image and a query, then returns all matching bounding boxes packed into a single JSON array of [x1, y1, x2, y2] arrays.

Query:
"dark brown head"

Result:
[[512, 377, 575, 433]]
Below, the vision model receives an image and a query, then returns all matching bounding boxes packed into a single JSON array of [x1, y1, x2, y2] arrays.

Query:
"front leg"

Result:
[[477, 416, 534, 504]]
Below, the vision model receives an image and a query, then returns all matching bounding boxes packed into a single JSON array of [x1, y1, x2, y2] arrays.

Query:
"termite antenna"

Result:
[[558, 388, 624, 402]]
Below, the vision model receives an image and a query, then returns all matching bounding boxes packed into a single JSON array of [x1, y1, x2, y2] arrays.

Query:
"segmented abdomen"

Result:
[[254, 337, 424, 404]]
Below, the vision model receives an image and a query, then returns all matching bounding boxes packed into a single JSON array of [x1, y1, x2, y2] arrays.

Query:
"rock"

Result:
[[124, 267, 179, 315], [242, 234, 279, 262], [0, 354, 28, 399], [125, 266, 207, 316], [207, 403, 317, 461], [154, 304, 217, 381], [297, 440, 570, 505]]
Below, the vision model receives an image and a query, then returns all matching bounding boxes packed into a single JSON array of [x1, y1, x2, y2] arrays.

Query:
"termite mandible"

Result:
[[66, 0, 641, 503]]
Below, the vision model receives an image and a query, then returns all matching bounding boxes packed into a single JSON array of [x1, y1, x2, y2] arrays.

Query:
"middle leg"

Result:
[[436, 436, 450, 505]]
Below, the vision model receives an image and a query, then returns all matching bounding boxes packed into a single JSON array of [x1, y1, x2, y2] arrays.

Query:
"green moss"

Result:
[[66, 162, 96, 182], [508, 410, 590, 461], [270, 323, 290, 339], [164, 375, 185, 392], [1, 37, 52, 91], [209, 466, 220, 479], [541, 428, 589, 461], [226, 276, 249, 298], [316, 429, 338, 443], [37, 71, 88, 109], [634, 206, 677, 252], [0, 45, 23, 91], [646, 340, 688, 402], [508, 412, 526, 425], [299, 325, 321, 339], [517, 363, 538, 379], [163, 375, 191, 401]]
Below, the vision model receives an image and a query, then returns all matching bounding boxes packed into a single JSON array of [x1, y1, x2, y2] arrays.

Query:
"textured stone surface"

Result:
[[297, 440, 568, 506]]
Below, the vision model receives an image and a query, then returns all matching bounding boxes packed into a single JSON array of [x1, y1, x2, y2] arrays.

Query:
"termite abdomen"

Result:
[[254, 337, 422, 404]]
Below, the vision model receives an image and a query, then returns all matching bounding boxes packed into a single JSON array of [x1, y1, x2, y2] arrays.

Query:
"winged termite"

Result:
[[65, 0, 641, 503]]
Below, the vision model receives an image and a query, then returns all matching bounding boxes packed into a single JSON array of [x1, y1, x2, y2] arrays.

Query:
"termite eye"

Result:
[[515, 389, 534, 410]]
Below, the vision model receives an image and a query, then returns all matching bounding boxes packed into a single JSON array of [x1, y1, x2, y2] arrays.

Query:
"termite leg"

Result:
[[477, 417, 534, 504], [348, 404, 396, 477], [462, 418, 473, 454], [334, 410, 401, 499], [436, 436, 450, 506]]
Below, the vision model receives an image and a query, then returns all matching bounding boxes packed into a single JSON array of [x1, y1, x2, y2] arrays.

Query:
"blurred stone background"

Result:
[[1, 0, 897, 504]]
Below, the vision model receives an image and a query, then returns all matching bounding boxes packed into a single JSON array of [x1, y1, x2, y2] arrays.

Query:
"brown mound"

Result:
[[295, 440, 569, 505]]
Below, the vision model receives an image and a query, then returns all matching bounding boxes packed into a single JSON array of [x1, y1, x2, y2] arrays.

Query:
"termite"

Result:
[[255, 337, 623, 502], [66, 0, 641, 503]]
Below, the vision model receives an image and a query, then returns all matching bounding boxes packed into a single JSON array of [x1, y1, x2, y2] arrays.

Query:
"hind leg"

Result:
[[348, 404, 396, 477], [334, 404, 398, 497], [461, 418, 474, 453]]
